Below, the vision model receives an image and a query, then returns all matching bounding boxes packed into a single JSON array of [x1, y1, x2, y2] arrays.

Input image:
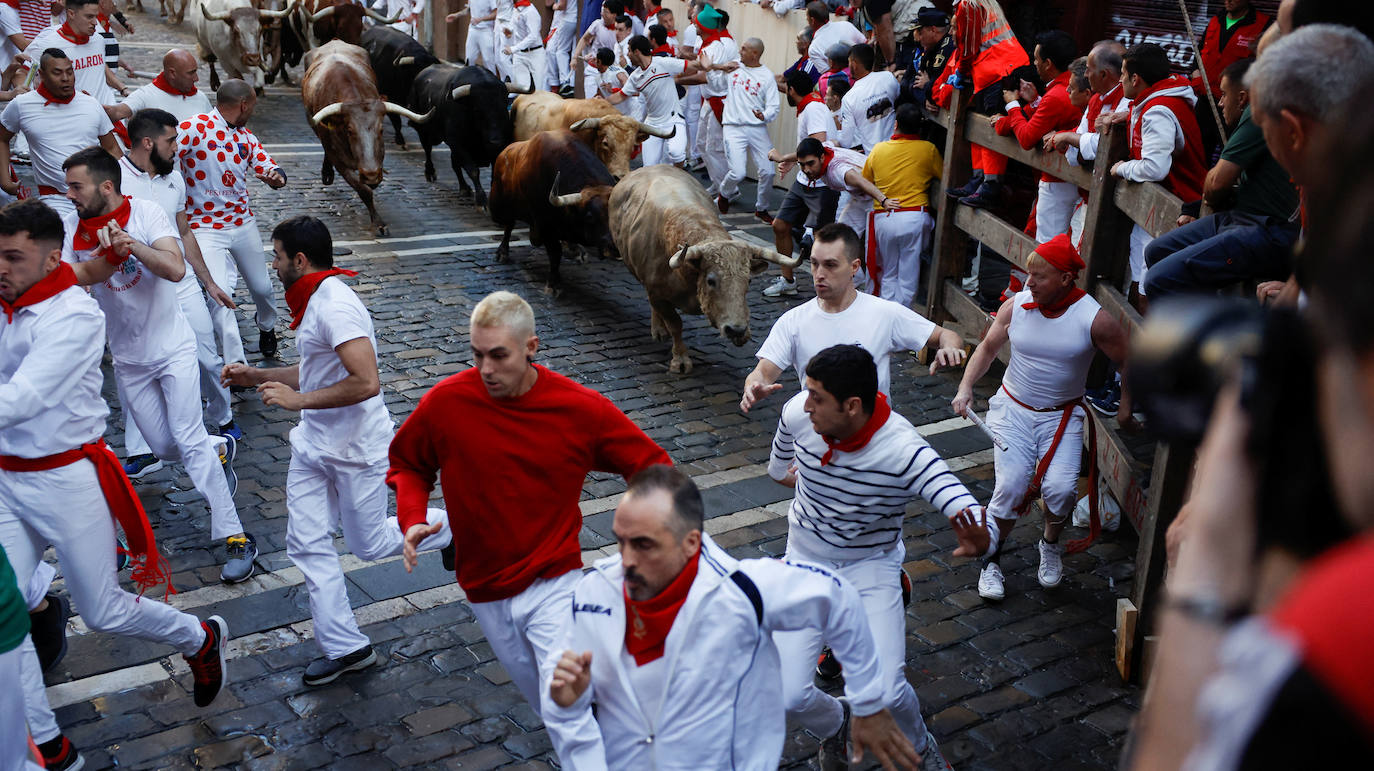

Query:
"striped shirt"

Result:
[[769, 391, 980, 560]]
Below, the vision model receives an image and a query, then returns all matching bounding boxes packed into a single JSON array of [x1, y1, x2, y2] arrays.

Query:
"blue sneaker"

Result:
[[123, 454, 163, 479], [1086, 382, 1121, 416], [218, 421, 243, 442], [218, 434, 238, 499]]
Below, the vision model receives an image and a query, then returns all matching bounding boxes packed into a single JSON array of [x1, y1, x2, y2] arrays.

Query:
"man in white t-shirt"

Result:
[[502, 0, 545, 93], [0, 1, 27, 75], [222, 216, 453, 686], [0, 49, 122, 219], [22, 0, 127, 106], [452, 0, 496, 71], [60, 147, 256, 583], [795, 137, 888, 238], [840, 43, 899, 152], [544, 0, 578, 92], [741, 222, 966, 413], [589, 47, 635, 117], [718, 37, 779, 220], [105, 49, 212, 125], [600, 35, 702, 166], [805, 1, 864, 75], [571, 0, 619, 98], [119, 108, 240, 479]]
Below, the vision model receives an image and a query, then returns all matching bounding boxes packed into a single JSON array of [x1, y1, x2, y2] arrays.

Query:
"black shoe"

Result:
[[944, 172, 983, 199], [259, 328, 278, 360], [816, 646, 843, 679], [440, 542, 456, 572], [221, 533, 257, 584], [29, 593, 69, 673], [219, 433, 238, 499], [817, 696, 852, 771], [959, 180, 1004, 209], [37, 734, 84, 771], [184, 615, 229, 707], [303, 644, 377, 686], [122, 453, 164, 479]]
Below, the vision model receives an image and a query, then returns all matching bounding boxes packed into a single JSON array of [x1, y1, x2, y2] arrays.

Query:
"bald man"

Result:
[[106, 49, 211, 124]]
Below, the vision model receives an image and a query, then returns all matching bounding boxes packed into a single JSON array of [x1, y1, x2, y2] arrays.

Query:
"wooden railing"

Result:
[[926, 88, 1191, 682]]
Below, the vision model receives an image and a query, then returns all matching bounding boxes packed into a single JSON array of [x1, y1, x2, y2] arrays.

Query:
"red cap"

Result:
[[1034, 233, 1085, 274]]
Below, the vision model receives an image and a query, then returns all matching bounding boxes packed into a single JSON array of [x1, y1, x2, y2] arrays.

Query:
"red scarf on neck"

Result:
[[1, 262, 76, 323], [815, 146, 836, 176], [151, 73, 197, 97], [821, 391, 891, 465], [72, 196, 132, 262], [286, 268, 359, 329], [624, 545, 700, 666], [890, 132, 920, 141], [697, 23, 732, 48], [36, 82, 72, 106], [795, 92, 823, 116], [1022, 287, 1086, 314], [514, 0, 531, 6], [57, 21, 89, 45], [652, 43, 675, 56]]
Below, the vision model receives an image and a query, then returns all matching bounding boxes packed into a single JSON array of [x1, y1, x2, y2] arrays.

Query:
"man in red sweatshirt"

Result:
[[388, 290, 671, 716]]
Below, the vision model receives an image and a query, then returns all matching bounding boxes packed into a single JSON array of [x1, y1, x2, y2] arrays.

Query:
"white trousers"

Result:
[[545, 24, 575, 88], [1035, 180, 1079, 244], [467, 25, 496, 71], [641, 115, 688, 166], [683, 85, 701, 161], [870, 209, 933, 309], [1129, 223, 1151, 288], [775, 539, 928, 748], [838, 192, 870, 238], [114, 347, 242, 539], [0, 647, 45, 771], [38, 193, 73, 220], [985, 389, 1085, 521], [285, 440, 451, 659], [582, 63, 600, 99], [494, 13, 515, 80], [195, 222, 278, 365], [721, 123, 774, 212], [0, 463, 207, 745], [468, 569, 580, 716], [509, 47, 546, 94], [696, 102, 728, 196]]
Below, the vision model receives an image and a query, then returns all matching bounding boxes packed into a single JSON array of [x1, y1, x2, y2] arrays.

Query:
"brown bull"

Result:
[[302, 40, 433, 236], [303, 0, 399, 47], [610, 165, 798, 374], [511, 90, 672, 178]]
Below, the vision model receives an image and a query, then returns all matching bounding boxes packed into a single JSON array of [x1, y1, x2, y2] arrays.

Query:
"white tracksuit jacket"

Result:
[[541, 533, 888, 770]]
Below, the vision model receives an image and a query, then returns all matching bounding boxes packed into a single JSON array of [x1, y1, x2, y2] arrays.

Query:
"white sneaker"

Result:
[[1038, 539, 1064, 588], [978, 562, 1005, 600], [762, 275, 798, 297]]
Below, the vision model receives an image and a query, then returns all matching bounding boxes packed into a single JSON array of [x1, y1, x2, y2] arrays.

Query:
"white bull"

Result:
[[195, 0, 296, 92]]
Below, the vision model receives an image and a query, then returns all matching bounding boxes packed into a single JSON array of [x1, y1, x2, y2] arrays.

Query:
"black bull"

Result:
[[361, 25, 438, 148], [408, 62, 526, 207]]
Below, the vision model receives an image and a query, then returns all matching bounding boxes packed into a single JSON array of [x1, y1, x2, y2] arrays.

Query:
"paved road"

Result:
[[36, 11, 1141, 769]]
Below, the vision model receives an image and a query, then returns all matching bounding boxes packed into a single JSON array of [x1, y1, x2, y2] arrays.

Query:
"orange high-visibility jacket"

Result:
[[931, 0, 1029, 109]]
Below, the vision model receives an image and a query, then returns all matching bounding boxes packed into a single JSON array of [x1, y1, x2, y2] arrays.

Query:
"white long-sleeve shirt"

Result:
[[840, 70, 900, 152], [1114, 82, 1197, 183], [722, 63, 779, 125], [701, 35, 740, 97], [808, 19, 864, 74], [509, 1, 542, 51]]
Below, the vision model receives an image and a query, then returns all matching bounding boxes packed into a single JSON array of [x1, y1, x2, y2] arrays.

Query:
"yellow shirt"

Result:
[[861, 137, 943, 210]]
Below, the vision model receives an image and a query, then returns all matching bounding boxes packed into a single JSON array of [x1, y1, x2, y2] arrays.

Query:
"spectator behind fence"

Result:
[[1189, 0, 1272, 158], [902, 6, 953, 110], [1141, 59, 1300, 298]]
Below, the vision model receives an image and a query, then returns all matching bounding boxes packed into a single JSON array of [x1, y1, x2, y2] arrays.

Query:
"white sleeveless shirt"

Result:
[[1003, 290, 1101, 409]]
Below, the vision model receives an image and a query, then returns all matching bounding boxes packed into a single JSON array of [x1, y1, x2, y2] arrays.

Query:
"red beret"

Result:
[[1034, 233, 1085, 274]]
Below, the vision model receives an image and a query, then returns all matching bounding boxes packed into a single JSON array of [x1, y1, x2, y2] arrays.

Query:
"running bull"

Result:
[[303, 0, 399, 47], [362, 25, 438, 148], [610, 165, 799, 374], [195, 0, 296, 92], [511, 90, 673, 179]]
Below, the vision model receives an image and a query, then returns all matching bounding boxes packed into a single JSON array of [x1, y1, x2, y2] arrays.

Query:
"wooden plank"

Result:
[[954, 204, 1037, 274], [1087, 408, 1149, 533], [1128, 441, 1194, 682], [964, 113, 1094, 189], [1113, 180, 1183, 239], [940, 281, 1011, 365], [1090, 283, 1143, 339], [927, 87, 972, 322], [1115, 599, 1138, 682], [1077, 122, 1133, 291]]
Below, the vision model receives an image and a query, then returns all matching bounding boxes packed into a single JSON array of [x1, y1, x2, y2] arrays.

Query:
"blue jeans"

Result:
[[1142, 211, 1298, 297]]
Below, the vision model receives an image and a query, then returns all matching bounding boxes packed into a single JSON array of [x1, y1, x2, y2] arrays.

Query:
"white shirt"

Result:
[[755, 292, 936, 396], [1115, 83, 1197, 183], [120, 82, 213, 123], [722, 63, 779, 126], [700, 35, 739, 97], [597, 65, 635, 116], [177, 109, 281, 229], [292, 276, 394, 458], [0, 90, 113, 191], [677, 24, 698, 54], [1071, 86, 1130, 164], [796, 99, 832, 188], [620, 56, 685, 129], [0, 285, 109, 458], [583, 19, 618, 59], [0, 6, 22, 74], [817, 145, 868, 195], [808, 19, 864, 74], [24, 25, 115, 105], [509, 2, 542, 51], [63, 199, 194, 367], [840, 70, 899, 152], [551, 0, 577, 28], [120, 155, 203, 300], [468, 0, 494, 29], [1003, 290, 1102, 409]]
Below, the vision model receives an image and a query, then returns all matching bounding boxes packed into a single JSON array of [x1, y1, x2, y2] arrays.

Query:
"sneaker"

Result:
[[762, 275, 798, 297], [978, 562, 1005, 601], [717, 194, 731, 215], [219, 433, 238, 499], [259, 328, 278, 360], [901, 567, 913, 608], [302, 644, 377, 686], [218, 420, 244, 441], [944, 172, 983, 199], [959, 180, 1004, 209], [184, 615, 229, 707], [1087, 383, 1122, 416], [920, 729, 954, 771], [816, 646, 842, 679], [123, 453, 163, 479], [37, 734, 84, 771], [817, 696, 852, 771], [753, 209, 775, 225], [1037, 539, 1064, 588], [221, 533, 257, 583], [440, 541, 456, 572], [29, 593, 69, 673]]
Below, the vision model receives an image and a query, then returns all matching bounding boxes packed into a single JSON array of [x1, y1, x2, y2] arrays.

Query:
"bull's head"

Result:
[[310, 100, 434, 187], [669, 240, 799, 346], [447, 79, 518, 157], [203, 1, 295, 74], [547, 172, 618, 259], [568, 115, 674, 179], [310, 1, 397, 44]]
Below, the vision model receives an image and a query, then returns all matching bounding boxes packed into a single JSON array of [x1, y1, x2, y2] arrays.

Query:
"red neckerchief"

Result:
[[821, 392, 891, 465], [151, 73, 197, 97], [514, 0, 531, 6], [57, 21, 89, 45], [72, 196, 132, 261], [795, 92, 823, 116], [0, 0, 19, 9], [286, 267, 359, 329], [697, 22, 732, 48], [890, 133, 921, 141], [652, 44, 674, 55], [36, 82, 72, 106], [624, 544, 700, 666], [1022, 287, 1086, 314], [816, 146, 836, 176], [1, 262, 76, 323]]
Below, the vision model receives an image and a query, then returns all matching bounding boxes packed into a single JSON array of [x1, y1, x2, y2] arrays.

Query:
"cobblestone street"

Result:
[[37, 10, 1141, 769]]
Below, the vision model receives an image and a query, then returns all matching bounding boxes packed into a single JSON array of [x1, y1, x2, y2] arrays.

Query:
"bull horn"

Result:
[[752, 243, 800, 268], [506, 77, 535, 94], [201, 3, 232, 21], [394, 55, 416, 67], [547, 172, 582, 207], [309, 5, 335, 22], [259, 0, 297, 19], [384, 102, 435, 124], [364, 7, 402, 23], [569, 117, 601, 132], [257, 59, 272, 72], [668, 242, 694, 270], [309, 102, 344, 126], [637, 121, 674, 139], [449, 84, 473, 100]]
